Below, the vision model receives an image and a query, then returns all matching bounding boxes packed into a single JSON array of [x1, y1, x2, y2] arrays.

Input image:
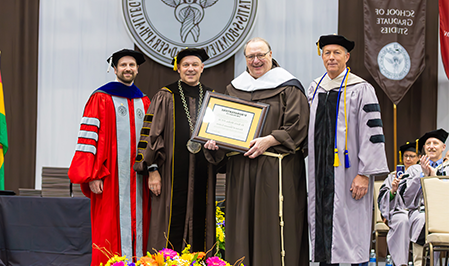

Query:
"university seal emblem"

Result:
[[118, 105, 128, 117], [136, 108, 144, 120], [122, 0, 258, 68], [377, 42, 411, 81]]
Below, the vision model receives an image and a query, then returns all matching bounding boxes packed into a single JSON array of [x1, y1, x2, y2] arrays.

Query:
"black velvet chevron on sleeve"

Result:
[[141, 128, 150, 136], [144, 114, 153, 123], [138, 140, 148, 149], [367, 119, 383, 128], [370, 134, 385, 143], [363, 103, 381, 113]]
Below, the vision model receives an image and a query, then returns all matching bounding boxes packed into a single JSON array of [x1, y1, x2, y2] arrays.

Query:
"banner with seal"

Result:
[[363, 0, 426, 104], [122, 0, 258, 68]]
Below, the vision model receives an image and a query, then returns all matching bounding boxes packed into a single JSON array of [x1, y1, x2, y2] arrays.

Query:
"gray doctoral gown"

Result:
[[401, 161, 448, 243], [378, 172, 410, 266], [400, 163, 443, 266], [307, 72, 389, 263]]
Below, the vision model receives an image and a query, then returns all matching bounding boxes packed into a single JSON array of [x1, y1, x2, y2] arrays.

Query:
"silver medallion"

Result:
[[187, 140, 202, 154]]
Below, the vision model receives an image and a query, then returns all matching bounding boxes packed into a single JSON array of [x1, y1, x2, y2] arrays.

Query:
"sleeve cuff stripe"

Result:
[[75, 144, 97, 155], [363, 103, 381, 113], [370, 134, 385, 144], [138, 141, 148, 149], [144, 114, 153, 122], [135, 154, 143, 162], [78, 130, 99, 141], [367, 119, 383, 128], [81, 117, 100, 128]]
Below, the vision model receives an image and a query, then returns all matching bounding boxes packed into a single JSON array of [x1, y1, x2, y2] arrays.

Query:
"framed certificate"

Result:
[[191, 91, 269, 153]]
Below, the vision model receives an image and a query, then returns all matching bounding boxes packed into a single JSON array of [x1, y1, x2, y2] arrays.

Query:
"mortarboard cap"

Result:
[[399, 140, 419, 163], [400, 141, 418, 154], [418, 128, 449, 153], [316, 34, 355, 55], [107, 49, 145, 68], [171, 48, 209, 71]]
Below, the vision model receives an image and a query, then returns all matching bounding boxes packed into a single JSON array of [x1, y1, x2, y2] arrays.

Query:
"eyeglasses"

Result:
[[245, 51, 270, 61], [404, 155, 417, 159]]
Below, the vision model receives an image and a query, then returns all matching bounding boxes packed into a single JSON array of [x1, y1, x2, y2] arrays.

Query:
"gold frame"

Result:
[[191, 91, 269, 153]]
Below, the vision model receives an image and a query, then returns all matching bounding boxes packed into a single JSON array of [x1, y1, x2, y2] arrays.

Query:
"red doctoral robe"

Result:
[[68, 82, 151, 266]]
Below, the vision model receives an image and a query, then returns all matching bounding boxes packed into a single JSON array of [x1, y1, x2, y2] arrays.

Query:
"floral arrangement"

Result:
[[215, 201, 226, 258], [99, 201, 232, 266], [99, 245, 239, 266]]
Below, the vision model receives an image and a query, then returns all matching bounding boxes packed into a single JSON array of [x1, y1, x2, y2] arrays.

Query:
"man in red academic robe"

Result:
[[68, 49, 151, 266]]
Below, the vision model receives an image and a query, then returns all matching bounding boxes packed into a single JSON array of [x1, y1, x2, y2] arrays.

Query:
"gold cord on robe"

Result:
[[226, 147, 301, 266]]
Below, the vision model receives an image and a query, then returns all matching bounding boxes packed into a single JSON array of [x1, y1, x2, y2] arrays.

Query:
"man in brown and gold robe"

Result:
[[134, 48, 216, 255], [205, 37, 310, 266]]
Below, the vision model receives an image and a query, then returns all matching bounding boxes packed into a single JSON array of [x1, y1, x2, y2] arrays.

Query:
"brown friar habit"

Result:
[[134, 81, 216, 255], [205, 61, 310, 266]]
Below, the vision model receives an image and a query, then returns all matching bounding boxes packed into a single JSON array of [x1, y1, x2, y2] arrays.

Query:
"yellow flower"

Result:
[[104, 255, 127, 266], [215, 206, 225, 223], [216, 228, 225, 242], [181, 253, 194, 261], [182, 244, 192, 254]]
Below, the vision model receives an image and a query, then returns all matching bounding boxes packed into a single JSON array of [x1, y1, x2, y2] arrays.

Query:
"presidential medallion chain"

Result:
[[178, 79, 203, 153]]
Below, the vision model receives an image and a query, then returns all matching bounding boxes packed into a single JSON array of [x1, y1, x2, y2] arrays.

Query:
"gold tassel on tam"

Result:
[[173, 56, 178, 71], [333, 148, 340, 167], [317, 42, 321, 56], [399, 151, 402, 164], [415, 139, 419, 154]]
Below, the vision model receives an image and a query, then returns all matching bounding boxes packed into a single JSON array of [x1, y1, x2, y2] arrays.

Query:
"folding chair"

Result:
[[373, 180, 390, 266], [421, 176, 449, 266]]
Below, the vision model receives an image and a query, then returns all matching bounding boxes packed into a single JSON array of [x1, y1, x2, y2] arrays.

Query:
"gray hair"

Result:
[[243, 37, 272, 56]]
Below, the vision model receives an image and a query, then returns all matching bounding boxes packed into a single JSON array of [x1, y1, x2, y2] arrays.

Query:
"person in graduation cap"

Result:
[[204, 37, 310, 266], [401, 128, 448, 265], [417, 128, 448, 177], [68, 49, 151, 266], [377, 141, 419, 266], [133, 48, 217, 255], [307, 34, 389, 266]]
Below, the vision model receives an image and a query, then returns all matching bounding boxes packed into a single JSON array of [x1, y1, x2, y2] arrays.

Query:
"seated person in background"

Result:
[[401, 128, 448, 265], [378, 141, 419, 266], [417, 128, 448, 178]]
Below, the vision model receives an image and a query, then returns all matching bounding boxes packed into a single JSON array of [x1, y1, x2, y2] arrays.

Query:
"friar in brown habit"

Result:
[[204, 37, 310, 266]]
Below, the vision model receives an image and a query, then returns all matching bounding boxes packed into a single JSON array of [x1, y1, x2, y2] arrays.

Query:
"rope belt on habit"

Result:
[[226, 148, 300, 266]]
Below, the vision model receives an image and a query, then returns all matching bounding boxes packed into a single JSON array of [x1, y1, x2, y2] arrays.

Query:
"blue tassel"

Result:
[[344, 150, 351, 168]]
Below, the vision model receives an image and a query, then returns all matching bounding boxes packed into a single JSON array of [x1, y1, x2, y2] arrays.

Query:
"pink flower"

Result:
[[206, 256, 227, 266], [159, 248, 178, 259], [111, 262, 126, 266]]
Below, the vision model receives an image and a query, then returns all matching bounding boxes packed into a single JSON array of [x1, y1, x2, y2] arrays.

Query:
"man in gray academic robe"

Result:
[[378, 172, 410, 266], [307, 34, 389, 265], [401, 128, 448, 265], [378, 141, 420, 266]]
